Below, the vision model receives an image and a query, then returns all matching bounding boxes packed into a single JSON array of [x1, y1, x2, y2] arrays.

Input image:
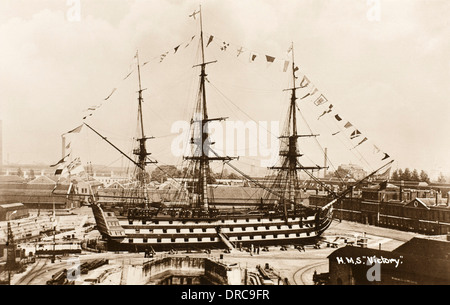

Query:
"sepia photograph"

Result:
[[0, 0, 449, 293]]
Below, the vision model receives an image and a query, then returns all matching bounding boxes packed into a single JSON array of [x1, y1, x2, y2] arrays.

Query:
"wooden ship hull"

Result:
[[91, 203, 333, 251]]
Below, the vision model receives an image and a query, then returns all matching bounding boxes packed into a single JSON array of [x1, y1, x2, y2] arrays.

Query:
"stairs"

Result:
[[217, 232, 235, 251]]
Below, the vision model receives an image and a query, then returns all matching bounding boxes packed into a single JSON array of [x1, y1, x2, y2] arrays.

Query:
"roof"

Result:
[[158, 179, 183, 190], [0, 202, 26, 209], [46, 175, 68, 183], [404, 198, 431, 209], [0, 183, 73, 205], [405, 197, 449, 208], [28, 175, 57, 185], [0, 175, 25, 183], [393, 237, 450, 259], [364, 183, 399, 191], [105, 181, 125, 189]]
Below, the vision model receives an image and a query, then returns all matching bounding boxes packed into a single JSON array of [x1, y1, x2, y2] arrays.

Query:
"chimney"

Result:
[[400, 180, 404, 202], [323, 148, 328, 178], [436, 190, 441, 205]]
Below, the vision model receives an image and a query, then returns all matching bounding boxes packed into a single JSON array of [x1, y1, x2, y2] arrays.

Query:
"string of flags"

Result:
[[79, 34, 198, 123], [183, 30, 393, 163], [72, 16, 391, 164], [50, 124, 86, 178], [318, 104, 333, 120], [53, 156, 84, 177]]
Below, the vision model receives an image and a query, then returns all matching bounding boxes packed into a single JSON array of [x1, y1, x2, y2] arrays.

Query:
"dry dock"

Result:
[[8, 219, 424, 285]]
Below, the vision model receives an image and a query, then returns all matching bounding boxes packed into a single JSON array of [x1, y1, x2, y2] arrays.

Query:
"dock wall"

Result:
[[123, 256, 241, 285]]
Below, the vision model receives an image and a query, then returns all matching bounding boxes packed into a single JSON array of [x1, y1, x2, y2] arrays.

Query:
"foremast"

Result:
[[83, 51, 156, 206], [270, 43, 325, 209], [184, 6, 233, 211]]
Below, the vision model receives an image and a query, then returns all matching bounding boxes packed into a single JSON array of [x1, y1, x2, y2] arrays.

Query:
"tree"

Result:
[[228, 172, 239, 179], [151, 165, 178, 182], [182, 167, 188, 176], [420, 170, 430, 183], [397, 169, 403, 180], [411, 169, 420, 181], [400, 168, 411, 181], [136, 171, 150, 183], [391, 169, 399, 181], [16, 168, 23, 177], [334, 168, 351, 180]]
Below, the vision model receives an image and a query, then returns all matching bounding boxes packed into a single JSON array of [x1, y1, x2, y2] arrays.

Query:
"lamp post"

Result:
[[6, 210, 17, 285], [51, 201, 56, 264]]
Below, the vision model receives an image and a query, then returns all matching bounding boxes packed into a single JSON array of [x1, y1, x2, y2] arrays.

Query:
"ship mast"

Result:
[[184, 6, 232, 210], [270, 43, 325, 210], [133, 51, 156, 198]]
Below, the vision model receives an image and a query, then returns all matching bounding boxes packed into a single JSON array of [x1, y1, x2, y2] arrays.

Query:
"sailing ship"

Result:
[[85, 8, 390, 252]]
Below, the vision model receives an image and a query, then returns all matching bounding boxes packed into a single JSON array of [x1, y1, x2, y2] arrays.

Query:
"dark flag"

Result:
[[353, 137, 368, 148], [335, 114, 342, 121], [301, 88, 317, 100], [382, 153, 390, 160], [220, 42, 230, 51], [104, 88, 117, 101], [160, 51, 169, 62], [123, 71, 133, 80], [65, 125, 83, 135], [54, 168, 63, 175], [350, 130, 361, 139], [185, 35, 195, 48], [174, 45, 180, 53], [344, 122, 353, 129], [318, 104, 333, 120], [50, 153, 70, 167], [265, 55, 275, 63], [357, 137, 368, 146], [206, 35, 214, 47], [379, 180, 388, 190]]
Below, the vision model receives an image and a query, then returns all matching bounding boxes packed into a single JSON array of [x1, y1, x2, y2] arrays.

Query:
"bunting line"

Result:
[[104, 88, 117, 101]]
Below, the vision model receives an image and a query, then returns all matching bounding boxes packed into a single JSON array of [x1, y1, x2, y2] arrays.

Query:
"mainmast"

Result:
[[270, 43, 325, 208], [184, 6, 232, 210]]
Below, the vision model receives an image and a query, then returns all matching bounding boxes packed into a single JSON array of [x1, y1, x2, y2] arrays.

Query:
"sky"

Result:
[[0, 0, 449, 179]]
